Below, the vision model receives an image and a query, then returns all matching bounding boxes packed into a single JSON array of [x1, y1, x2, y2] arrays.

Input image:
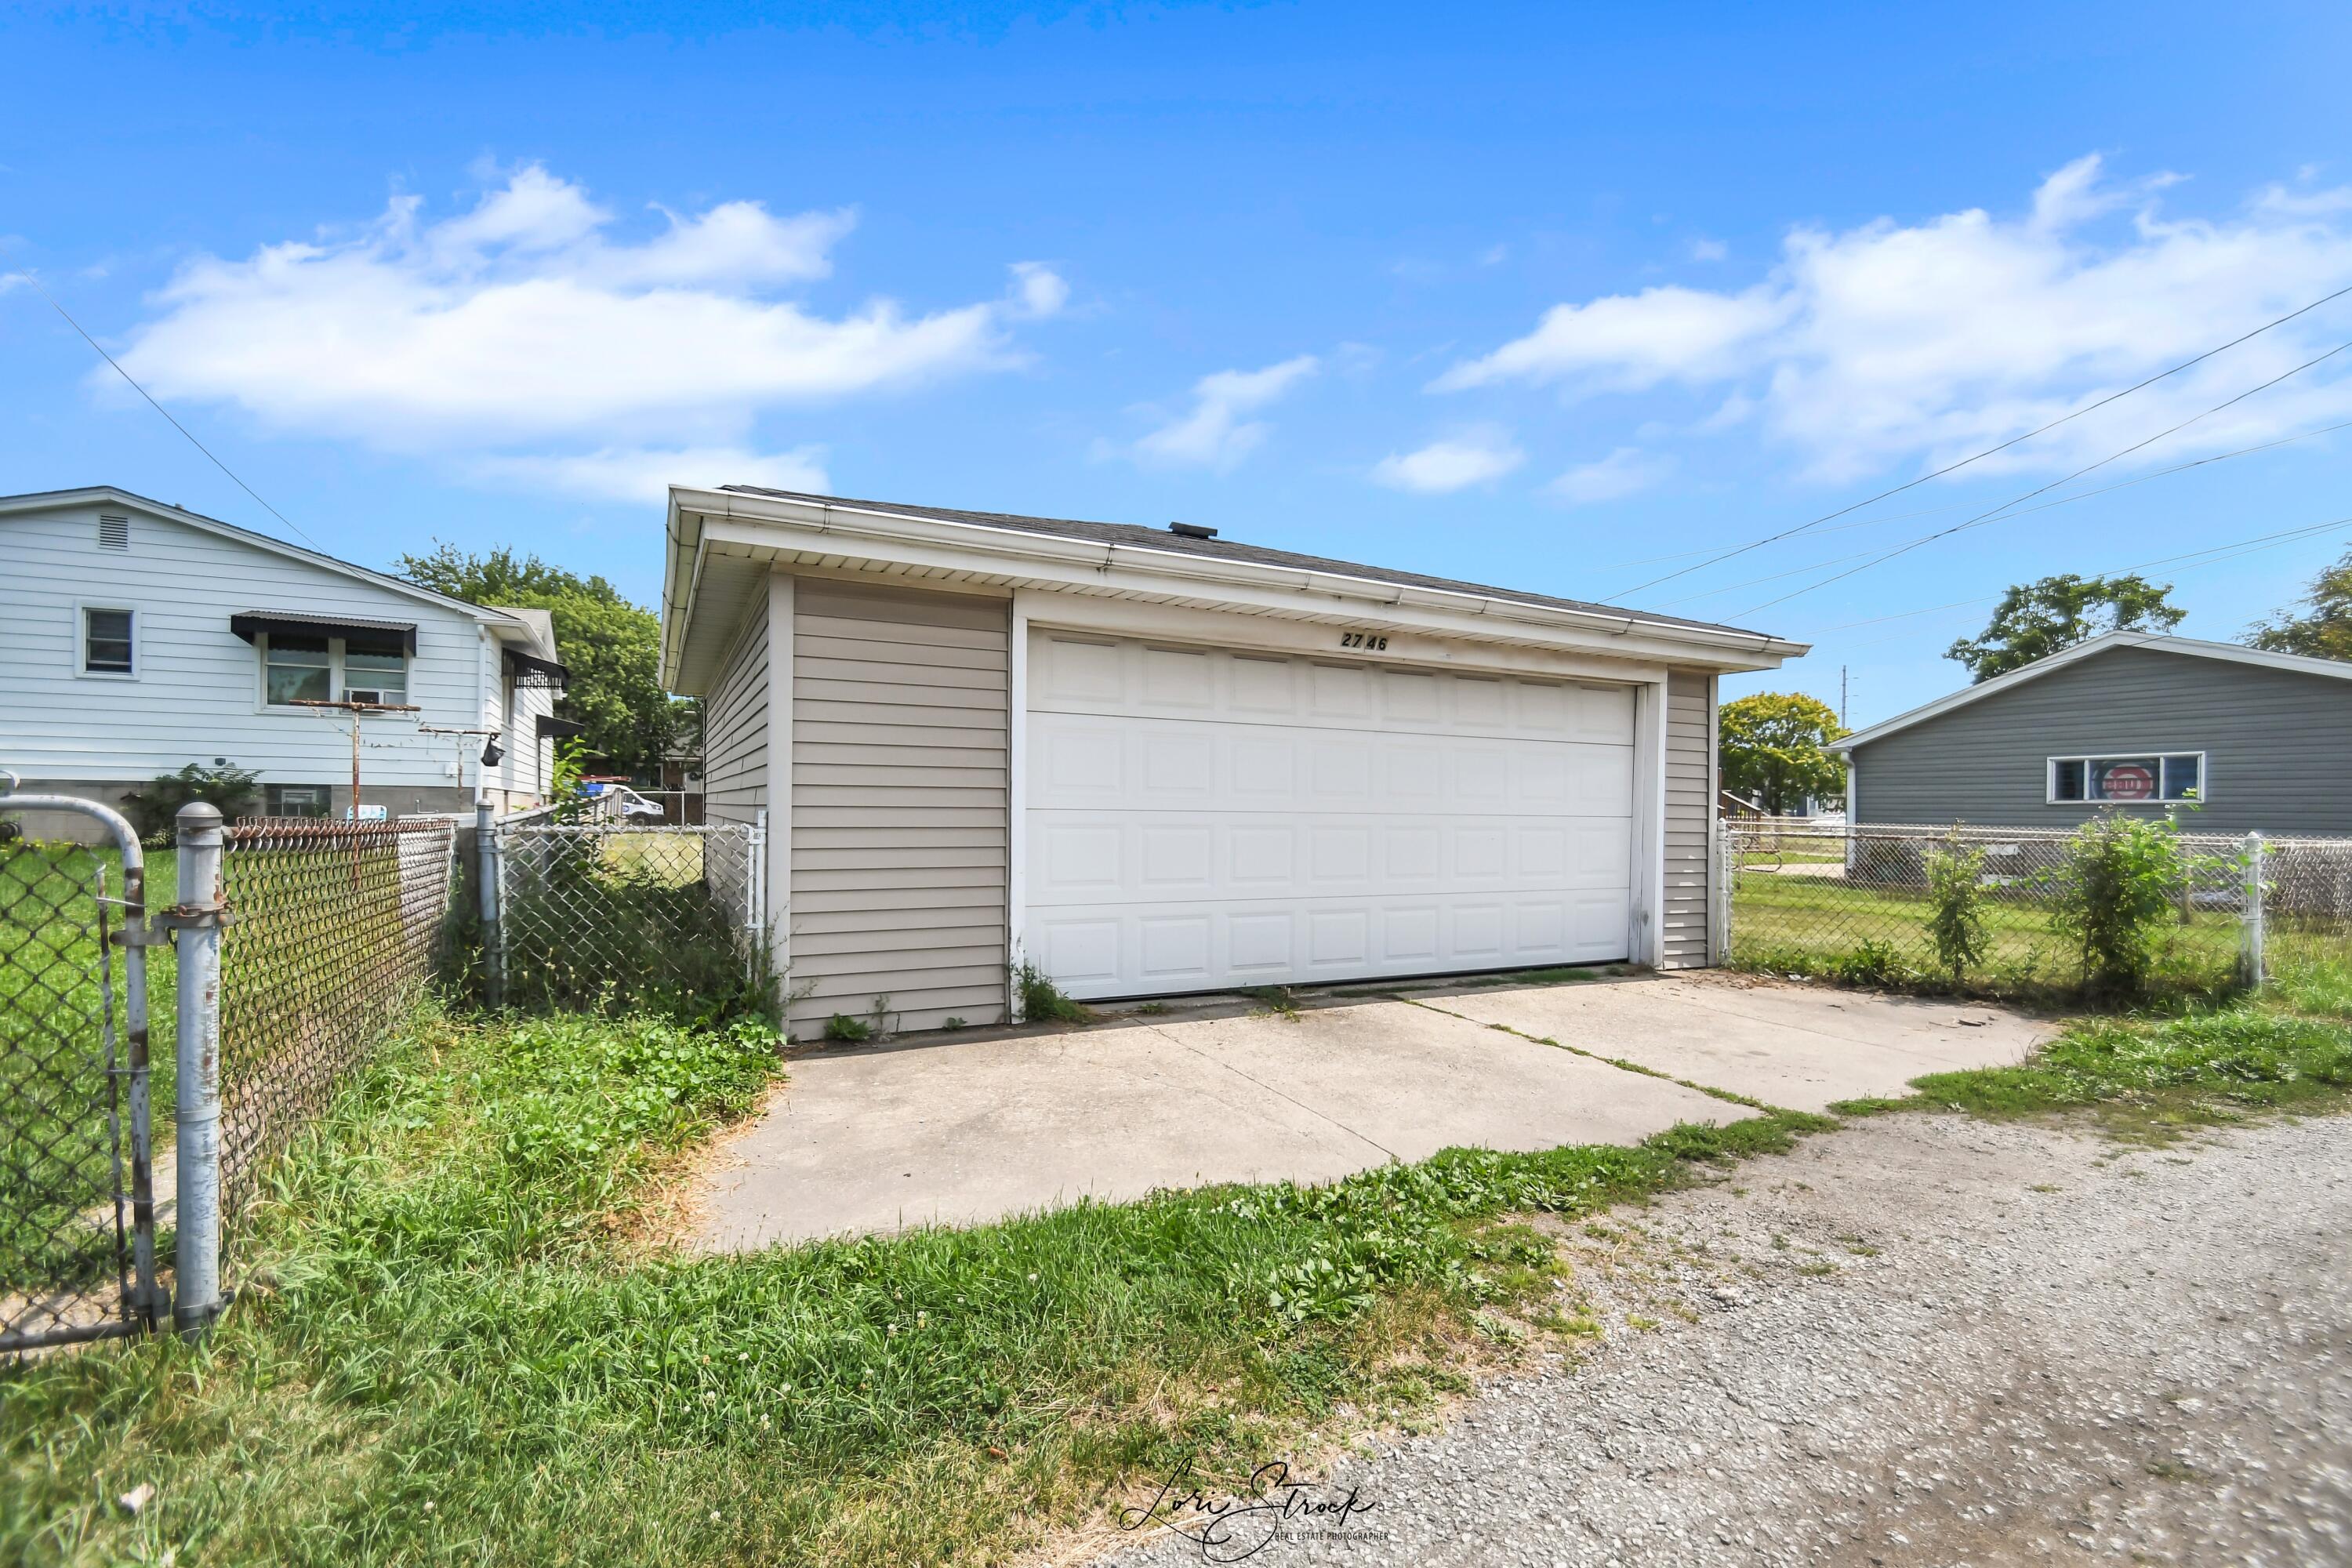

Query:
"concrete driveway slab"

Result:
[[1426, 971, 2049, 1113], [700, 998, 1744, 1249]]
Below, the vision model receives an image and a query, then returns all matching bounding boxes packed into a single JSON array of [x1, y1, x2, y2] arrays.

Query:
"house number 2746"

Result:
[[1338, 632, 1389, 651]]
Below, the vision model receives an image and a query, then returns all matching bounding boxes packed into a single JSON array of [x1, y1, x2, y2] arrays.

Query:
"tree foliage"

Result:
[[1945, 573, 2184, 684], [1719, 691, 1847, 815], [396, 543, 693, 779], [2042, 814, 2194, 1001], [2245, 549, 2352, 662], [1924, 838, 1992, 985]]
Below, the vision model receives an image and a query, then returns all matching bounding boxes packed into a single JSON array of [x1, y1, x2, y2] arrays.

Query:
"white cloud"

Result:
[[1433, 283, 1790, 394], [1130, 354, 1319, 470], [1548, 447, 1673, 505], [1372, 428, 1524, 493], [1007, 261, 1069, 318], [1689, 238, 1728, 263], [1439, 155, 2352, 481], [471, 444, 829, 503], [104, 164, 1050, 495]]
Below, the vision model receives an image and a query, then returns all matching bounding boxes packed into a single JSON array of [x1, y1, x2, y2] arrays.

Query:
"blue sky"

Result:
[[6, 2, 2350, 724]]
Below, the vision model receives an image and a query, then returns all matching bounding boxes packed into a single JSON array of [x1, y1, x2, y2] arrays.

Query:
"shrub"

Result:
[[822, 1012, 871, 1043], [1924, 838, 1992, 985], [2043, 813, 2195, 1001], [121, 762, 261, 844]]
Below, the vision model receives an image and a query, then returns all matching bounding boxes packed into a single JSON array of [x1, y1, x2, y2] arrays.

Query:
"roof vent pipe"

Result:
[[1167, 521, 1218, 539]]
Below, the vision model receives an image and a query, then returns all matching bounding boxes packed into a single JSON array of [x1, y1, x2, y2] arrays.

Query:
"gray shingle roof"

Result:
[[719, 486, 1781, 641]]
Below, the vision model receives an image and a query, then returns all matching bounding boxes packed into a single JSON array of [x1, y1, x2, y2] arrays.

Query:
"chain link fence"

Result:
[[488, 819, 768, 1025], [1723, 817, 2352, 997], [0, 822, 155, 1352], [217, 818, 457, 1224]]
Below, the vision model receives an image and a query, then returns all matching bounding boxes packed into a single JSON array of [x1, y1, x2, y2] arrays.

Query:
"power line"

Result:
[[1805, 514, 2352, 652], [1607, 279, 2352, 599], [1651, 416, 2352, 608], [1603, 416, 2352, 576], [13, 268, 324, 552], [1733, 334, 2352, 618]]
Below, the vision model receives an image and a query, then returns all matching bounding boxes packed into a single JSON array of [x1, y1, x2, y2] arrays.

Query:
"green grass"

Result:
[[2, 844, 176, 1300], [1730, 868, 2245, 1001], [1, 1006, 1826, 1567], [1828, 951, 2352, 1138]]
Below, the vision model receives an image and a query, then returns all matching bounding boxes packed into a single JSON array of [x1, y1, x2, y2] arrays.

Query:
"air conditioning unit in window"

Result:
[[345, 689, 392, 706]]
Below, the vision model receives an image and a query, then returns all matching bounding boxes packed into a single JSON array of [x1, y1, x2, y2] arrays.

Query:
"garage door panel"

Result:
[[1025, 631, 1635, 996], [1030, 811, 1624, 906], [1031, 633, 1640, 747], [1033, 889, 1632, 1000]]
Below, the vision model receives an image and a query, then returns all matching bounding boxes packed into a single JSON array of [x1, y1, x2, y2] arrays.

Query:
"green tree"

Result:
[[395, 543, 692, 779], [1719, 691, 1847, 815], [1945, 573, 2183, 684], [2245, 549, 2352, 662]]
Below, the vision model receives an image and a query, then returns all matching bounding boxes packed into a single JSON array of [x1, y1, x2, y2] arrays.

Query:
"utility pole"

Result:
[[1840, 665, 1849, 729]]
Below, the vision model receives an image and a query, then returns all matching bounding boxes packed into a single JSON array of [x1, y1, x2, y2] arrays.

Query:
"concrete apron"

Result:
[[1421, 971, 2049, 1116], [700, 993, 1745, 1250], [697, 973, 2050, 1251]]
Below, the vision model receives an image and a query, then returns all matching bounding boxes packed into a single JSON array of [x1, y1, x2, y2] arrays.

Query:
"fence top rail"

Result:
[[496, 822, 755, 838], [227, 816, 457, 844]]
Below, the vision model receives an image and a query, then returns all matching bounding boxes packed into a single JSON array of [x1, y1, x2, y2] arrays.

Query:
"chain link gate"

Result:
[[1, 795, 160, 1353]]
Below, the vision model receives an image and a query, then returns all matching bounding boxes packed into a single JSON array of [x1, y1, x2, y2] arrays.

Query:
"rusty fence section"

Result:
[[1724, 817, 2352, 996], [216, 816, 458, 1226], [0, 796, 159, 1354]]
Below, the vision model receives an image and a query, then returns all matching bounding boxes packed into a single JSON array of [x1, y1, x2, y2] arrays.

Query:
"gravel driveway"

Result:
[[1091, 1109, 2352, 1567]]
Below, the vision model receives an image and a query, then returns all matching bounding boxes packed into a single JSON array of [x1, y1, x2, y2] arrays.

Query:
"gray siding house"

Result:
[[1840, 632, 2352, 836], [662, 487, 1806, 1037]]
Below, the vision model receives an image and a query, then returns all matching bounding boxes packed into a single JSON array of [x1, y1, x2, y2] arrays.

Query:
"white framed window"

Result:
[[263, 782, 332, 819], [258, 632, 411, 709], [2047, 752, 2205, 804], [78, 604, 137, 677]]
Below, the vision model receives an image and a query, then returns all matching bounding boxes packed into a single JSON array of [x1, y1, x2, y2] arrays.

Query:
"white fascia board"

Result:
[[2, 486, 525, 633], [1837, 630, 2352, 753], [670, 486, 1807, 674]]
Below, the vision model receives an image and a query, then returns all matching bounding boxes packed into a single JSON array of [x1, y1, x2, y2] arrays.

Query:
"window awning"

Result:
[[536, 714, 586, 740], [230, 611, 418, 652], [503, 648, 570, 690]]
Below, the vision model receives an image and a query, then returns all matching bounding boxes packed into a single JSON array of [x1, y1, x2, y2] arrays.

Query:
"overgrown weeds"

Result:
[[1014, 959, 1091, 1025]]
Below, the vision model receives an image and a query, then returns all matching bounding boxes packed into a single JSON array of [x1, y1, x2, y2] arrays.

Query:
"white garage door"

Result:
[[1024, 631, 1636, 999]]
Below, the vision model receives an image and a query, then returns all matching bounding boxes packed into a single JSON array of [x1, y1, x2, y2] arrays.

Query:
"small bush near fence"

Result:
[[1726, 815, 2350, 1005]]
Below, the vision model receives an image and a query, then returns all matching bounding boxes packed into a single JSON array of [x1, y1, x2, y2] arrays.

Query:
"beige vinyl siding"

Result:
[[1660, 669, 1715, 968], [787, 578, 1010, 1036], [702, 600, 768, 827]]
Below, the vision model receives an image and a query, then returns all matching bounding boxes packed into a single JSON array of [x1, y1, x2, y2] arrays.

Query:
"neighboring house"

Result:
[[1, 486, 571, 837], [661, 485, 1806, 1036], [1838, 631, 2352, 836]]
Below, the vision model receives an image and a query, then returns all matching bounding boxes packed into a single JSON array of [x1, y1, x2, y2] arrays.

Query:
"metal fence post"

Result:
[[172, 802, 227, 1334], [477, 801, 503, 1007], [2241, 829, 2265, 989], [750, 808, 768, 972], [1712, 816, 1734, 965]]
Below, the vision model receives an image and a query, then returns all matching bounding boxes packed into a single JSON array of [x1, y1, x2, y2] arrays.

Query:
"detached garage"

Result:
[[659, 488, 1805, 1037]]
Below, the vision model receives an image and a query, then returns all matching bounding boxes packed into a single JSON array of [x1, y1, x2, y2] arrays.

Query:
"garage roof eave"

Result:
[[661, 486, 1809, 692]]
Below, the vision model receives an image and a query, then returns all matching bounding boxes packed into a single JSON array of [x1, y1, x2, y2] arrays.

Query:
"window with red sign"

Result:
[[2048, 753, 2203, 804]]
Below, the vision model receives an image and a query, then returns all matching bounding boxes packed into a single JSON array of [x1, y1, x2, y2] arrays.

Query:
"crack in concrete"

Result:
[[1141, 1020, 1405, 1163]]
